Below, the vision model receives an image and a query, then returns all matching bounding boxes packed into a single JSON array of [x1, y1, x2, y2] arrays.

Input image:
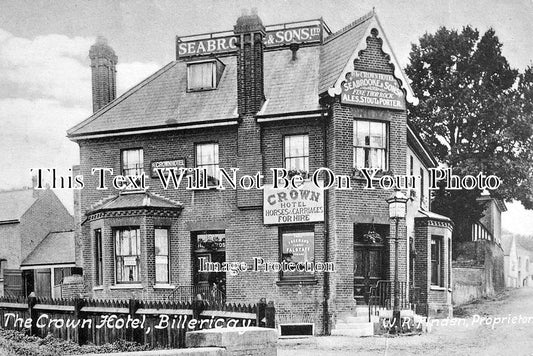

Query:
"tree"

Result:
[[405, 26, 533, 243]]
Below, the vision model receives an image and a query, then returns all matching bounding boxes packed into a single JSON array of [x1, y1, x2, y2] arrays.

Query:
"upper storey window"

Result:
[[121, 148, 144, 176], [353, 120, 387, 170], [284, 134, 309, 174]]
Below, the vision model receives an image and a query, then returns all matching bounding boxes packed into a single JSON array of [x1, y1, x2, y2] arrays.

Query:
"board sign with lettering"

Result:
[[263, 181, 324, 225], [341, 70, 406, 110], [177, 24, 323, 58], [151, 159, 186, 178]]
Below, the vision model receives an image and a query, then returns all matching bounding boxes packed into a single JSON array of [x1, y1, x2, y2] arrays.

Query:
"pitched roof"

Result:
[[88, 191, 182, 214], [21, 231, 75, 266], [0, 189, 38, 222], [318, 12, 374, 94], [67, 11, 415, 138]]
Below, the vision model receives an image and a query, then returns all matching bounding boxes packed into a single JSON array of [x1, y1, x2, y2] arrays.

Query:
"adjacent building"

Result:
[[0, 188, 74, 298], [67, 10, 453, 334]]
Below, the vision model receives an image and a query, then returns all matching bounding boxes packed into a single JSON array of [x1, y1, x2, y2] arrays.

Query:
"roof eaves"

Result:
[[67, 61, 178, 137], [407, 122, 438, 168]]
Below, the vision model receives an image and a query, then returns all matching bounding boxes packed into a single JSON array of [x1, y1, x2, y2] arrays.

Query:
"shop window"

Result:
[[195, 143, 219, 186], [284, 134, 309, 175], [280, 227, 315, 281], [193, 231, 226, 295], [115, 227, 141, 283], [121, 148, 144, 176], [353, 120, 387, 170], [188, 61, 216, 90], [94, 228, 103, 286], [155, 228, 169, 284], [431, 236, 444, 287]]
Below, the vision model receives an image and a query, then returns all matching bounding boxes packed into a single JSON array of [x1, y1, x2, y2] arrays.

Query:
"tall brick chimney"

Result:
[[89, 36, 117, 113], [234, 9, 265, 115]]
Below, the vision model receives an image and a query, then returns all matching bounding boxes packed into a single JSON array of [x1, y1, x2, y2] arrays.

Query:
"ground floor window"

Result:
[[280, 227, 315, 281], [115, 227, 141, 283], [155, 227, 169, 284], [431, 236, 443, 287], [94, 228, 103, 285]]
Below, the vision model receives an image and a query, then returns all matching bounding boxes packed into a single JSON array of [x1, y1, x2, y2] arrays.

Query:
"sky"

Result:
[[0, 0, 532, 235]]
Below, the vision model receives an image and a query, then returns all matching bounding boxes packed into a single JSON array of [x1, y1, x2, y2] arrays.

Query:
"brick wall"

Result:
[[75, 24, 419, 334]]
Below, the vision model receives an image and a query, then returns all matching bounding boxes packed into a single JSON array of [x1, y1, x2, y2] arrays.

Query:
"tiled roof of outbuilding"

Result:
[[21, 231, 75, 266]]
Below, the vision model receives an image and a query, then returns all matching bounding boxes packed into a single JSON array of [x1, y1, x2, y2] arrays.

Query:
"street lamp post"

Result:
[[386, 190, 408, 333]]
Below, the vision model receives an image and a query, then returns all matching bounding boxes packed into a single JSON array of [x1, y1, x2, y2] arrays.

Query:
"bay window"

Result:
[[115, 227, 141, 283], [155, 228, 169, 284]]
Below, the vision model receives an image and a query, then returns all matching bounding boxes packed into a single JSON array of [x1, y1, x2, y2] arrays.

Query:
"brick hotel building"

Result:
[[67, 10, 453, 335]]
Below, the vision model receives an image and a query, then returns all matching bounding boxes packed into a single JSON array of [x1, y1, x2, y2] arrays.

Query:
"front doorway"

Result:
[[354, 223, 388, 304], [192, 231, 226, 299]]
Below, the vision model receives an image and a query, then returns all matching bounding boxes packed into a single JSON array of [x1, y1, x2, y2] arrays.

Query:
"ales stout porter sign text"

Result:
[[341, 70, 406, 110], [263, 181, 324, 225], [177, 24, 322, 58]]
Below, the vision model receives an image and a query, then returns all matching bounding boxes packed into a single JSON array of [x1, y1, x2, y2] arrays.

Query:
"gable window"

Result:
[[431, 236, 443, 287], [121, 148, 144, 176], [115, 227, 141, 283], [155, 228, 169, 284], [280, 227, 315, 281], [94, 229, 103, 286], [195, 143, 219, 186], [188, 62, 216, 90], [353, 120, 387, 170], [284, 134, 309, 174]]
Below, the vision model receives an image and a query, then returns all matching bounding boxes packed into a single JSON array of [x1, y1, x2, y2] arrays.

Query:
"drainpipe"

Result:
[[321, 101, 331, 335]]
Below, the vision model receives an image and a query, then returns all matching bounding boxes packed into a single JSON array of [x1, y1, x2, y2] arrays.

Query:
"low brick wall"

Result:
[[453, 240, 505, 305], [186, 327, 277, 356]]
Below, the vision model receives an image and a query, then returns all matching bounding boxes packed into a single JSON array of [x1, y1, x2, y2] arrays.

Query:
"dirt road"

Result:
[[278, 287, 533, 356]]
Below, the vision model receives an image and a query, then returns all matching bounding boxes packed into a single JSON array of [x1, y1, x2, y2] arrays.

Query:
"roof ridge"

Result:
[[323, 10, 374, 44], [68, 61, 178, 136]]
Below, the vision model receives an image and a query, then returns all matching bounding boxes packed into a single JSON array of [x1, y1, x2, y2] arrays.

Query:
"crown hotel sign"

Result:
[[177, 23, 323, 58], [341, 70, 406, 110]]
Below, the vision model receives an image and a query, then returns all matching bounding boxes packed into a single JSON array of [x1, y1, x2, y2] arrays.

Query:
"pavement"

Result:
[[277, 287, 533, 356]]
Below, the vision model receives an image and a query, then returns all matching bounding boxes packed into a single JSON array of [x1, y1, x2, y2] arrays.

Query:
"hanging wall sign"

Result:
[[341, 70, 406, 110], [263, 181, 324, 225]]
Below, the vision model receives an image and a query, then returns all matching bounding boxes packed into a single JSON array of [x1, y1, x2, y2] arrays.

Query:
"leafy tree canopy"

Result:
[[406, 26, 533, 241]]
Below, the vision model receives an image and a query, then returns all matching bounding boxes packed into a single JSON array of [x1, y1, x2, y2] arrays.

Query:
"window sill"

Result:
[[93, 286, 104, 291], [153, 284, 176, 290], [110, 284, 143, 290], [430, 286, 446, 291], [276, 279, 318, 286]]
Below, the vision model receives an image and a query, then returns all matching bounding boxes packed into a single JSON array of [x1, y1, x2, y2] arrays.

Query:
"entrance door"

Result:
[[354, 245, 384, 303], [34, 269, 52, 298], [353, 223, 388, 304]]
